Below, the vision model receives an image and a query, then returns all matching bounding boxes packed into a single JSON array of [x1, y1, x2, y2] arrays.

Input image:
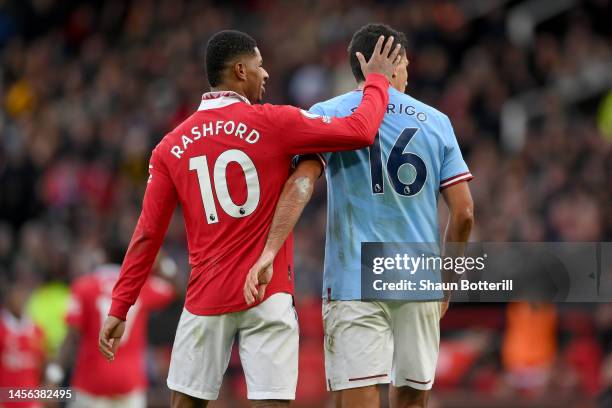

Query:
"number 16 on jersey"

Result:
[[369, 127, 427, 197]]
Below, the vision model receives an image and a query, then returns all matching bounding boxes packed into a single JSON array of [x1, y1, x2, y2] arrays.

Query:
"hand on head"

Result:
[[356, 35, 403, 83]]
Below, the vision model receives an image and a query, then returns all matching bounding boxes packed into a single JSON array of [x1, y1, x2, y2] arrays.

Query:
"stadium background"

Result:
[[1, 0, 611, 407]]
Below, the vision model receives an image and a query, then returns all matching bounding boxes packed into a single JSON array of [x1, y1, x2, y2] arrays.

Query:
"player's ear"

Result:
[[233, 61, 248, 82], [393, 53, 406, 77]]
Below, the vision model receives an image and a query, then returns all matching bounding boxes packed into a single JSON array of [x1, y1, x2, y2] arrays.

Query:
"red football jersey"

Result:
[[110, 73, 389, 319], [66, 265, 174, 396], [0, 309, 45, 408]]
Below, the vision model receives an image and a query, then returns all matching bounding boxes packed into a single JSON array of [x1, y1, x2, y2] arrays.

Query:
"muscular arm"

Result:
[[243, 159, 323, 304], [442, 182, 474, 244], [440, 181, 474, 313], [264, 159, 322, 258]]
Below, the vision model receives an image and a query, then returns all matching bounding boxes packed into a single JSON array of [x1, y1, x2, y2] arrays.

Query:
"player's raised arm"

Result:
[[244, 158, 323, 304], [271, 35, 402, 154], [99, 145, 178, 361]]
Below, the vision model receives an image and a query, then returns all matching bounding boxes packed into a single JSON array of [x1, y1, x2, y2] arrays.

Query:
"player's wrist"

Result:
[[108, 299, 130, 321], [260, 248, 277, 264], [365, 72, 389, 84]]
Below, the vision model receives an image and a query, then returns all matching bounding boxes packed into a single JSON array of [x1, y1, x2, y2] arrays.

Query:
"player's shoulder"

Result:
[[248, 102, 287, 116], [69, 276, 101, 301], [252, 102, 312, 116], [311, 91, 360, 114], [252, 102, 331, 124], [71, 273, 95, 291], [223, 102, 294, 126], [154, 110, 203, 151], [33, 323, 45, 341], [74, 265, 118, 291]]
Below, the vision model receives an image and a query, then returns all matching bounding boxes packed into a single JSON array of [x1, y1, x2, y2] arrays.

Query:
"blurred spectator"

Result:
[[48, 259, 178, 408], [0, 278, 46, 408], [502, 302, 557, 396]]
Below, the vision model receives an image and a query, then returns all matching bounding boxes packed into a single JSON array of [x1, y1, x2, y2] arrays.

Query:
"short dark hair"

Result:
[[205, 30, 258, 87], [348, 23, 408, 83]]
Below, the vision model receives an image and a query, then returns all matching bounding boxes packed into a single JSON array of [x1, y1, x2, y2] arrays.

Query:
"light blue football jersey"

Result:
[[310, 86, 472, 300]]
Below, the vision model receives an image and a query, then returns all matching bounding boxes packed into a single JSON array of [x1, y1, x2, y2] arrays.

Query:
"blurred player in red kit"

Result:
[[48, 257, 178, 408], [98, 29, 402, 408], [0, 278, 46, 408]]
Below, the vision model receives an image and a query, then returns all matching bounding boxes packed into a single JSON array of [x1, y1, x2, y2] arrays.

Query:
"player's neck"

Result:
[[357, 80, 401, 93], [211, 83, 248, 100]]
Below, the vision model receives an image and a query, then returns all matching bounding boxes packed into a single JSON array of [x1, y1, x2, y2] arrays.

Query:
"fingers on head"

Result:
[[391, 43, 402, 61], [393, 53, 402, 65], [373, 35, 385, 54], [356, 52, 366, 67], [382, 36, 395, 57]]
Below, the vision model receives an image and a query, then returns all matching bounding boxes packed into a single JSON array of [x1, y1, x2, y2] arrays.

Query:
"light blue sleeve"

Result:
[[439, 115, 472, 188]]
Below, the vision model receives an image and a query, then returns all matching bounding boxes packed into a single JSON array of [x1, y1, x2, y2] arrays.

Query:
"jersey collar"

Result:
[[198, 91, 251, 111]]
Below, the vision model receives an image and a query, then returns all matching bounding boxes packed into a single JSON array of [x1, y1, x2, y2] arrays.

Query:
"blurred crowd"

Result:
[[1, 0, 611, 407]]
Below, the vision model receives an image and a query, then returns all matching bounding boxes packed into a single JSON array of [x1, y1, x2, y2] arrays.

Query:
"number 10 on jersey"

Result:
[[190, 150, 260, 224]]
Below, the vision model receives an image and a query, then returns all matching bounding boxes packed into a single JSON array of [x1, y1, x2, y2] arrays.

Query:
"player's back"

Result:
[[311, 88, 472, 300], [154, 93, 299, 315]]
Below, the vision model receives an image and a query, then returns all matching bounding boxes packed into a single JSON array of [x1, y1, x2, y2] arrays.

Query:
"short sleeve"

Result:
[[291, 154, 326, 176], [439, 115, 473, 190]]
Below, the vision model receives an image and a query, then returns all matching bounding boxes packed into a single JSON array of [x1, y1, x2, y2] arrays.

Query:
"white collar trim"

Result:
[[198, 91, 250, 111]]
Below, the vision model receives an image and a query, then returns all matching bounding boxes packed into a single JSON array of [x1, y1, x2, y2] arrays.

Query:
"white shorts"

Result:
[[167, 293, 298, 400], [323, 300, 440, 391], [69, 390, 145, 408]]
